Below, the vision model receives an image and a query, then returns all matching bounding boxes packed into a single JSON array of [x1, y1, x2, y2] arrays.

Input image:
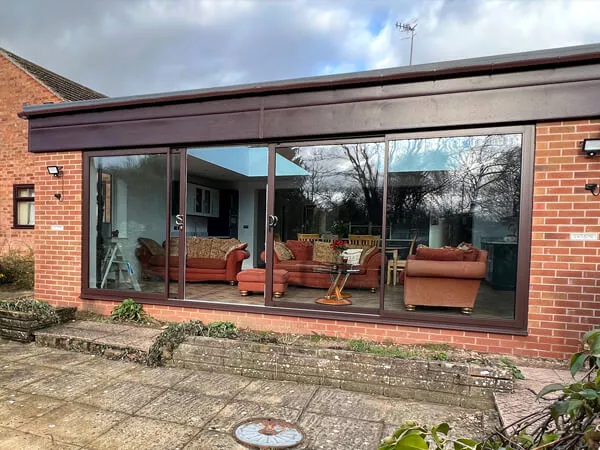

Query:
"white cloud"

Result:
[[0, 0, 598, 97]]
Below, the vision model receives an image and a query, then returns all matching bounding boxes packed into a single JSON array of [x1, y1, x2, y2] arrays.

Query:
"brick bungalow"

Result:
[[18, 44, 600, 360], [0, 48, 104, 254]]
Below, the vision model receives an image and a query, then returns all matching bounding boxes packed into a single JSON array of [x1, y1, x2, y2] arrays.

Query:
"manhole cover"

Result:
[[234, 418, 304, 449]]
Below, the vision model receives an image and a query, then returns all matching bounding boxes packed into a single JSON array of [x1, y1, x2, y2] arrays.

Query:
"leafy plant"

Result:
[[110, 298, 148, 323], [201, 321, 238, 338], [499, 357, 525, 380], [379, 421, 478, 450], [148, 320, 205, 366]]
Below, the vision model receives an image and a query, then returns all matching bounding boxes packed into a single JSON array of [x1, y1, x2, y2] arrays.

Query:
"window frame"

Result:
[[80, 124, 533, 335], [13, 184, 35, 229]]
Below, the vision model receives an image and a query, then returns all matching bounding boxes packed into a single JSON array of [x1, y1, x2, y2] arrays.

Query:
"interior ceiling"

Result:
[[187, 155, 258, 182]]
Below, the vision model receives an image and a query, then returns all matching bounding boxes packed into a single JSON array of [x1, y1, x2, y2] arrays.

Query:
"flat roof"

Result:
[[20, 43, 600, 118]]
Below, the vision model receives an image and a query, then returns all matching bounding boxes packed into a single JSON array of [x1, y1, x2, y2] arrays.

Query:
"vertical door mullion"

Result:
[[165, 148, 173, 298], [178, 148, 187, 300], [264, 144, 276, 305], [379, 139, 390, 315]]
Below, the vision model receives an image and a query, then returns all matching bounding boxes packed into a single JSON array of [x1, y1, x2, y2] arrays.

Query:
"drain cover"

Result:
[[234, 418, 304, 449]]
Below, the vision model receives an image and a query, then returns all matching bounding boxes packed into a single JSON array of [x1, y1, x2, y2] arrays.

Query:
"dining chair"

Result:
[[348, 234, 381, 248], [297, 233, 320, 242], [386, 234, 417, 285]]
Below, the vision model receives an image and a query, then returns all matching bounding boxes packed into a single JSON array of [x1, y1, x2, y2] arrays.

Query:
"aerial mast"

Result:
[[395, 20, 417, 65]]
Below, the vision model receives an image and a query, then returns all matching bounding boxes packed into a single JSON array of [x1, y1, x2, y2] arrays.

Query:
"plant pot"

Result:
[[0, 306, 76, 342]]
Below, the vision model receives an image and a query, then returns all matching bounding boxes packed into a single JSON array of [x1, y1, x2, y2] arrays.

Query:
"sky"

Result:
[[1, 0, 599, 98]]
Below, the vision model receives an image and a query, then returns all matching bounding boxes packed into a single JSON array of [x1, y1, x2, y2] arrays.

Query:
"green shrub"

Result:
[[0, 251, 34, 289], [110, 298, 148, 323], [0, 299, 60, 323]]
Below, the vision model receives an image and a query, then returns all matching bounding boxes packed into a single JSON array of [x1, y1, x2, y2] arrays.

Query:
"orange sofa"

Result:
[[261, 240, 383, 291], [136, 237, 250, 284], [403, 246, 488, 315]]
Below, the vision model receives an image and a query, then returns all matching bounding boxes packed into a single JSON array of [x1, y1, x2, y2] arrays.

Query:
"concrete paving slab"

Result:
[[307, 387, 392, 422], [235, 379, 318, 409], [205, 400, 302, 433], [0, 391, 64, 428], [17, 403, 126, 447], [117, 327, 163, 339], [91, 333, 156, 351], [19, 371, 109, 401], [0, 426, 81, 449], [36, 328, 115, 342], [137, 389, 228, 428], [0, 338, 506, 447], [183, 430, 248, 450], [47, 321, 133, 334], [16, 349, 96, 369], [0, 362, 62, 390], [65, 357, 137, 378], [86, 416, 199, 450], [78, 380, 165, 414], [172, 371, 252, 399], [0, 341, 49, 361], [298, 411, 382, 450], [116, 366, 193, 388]]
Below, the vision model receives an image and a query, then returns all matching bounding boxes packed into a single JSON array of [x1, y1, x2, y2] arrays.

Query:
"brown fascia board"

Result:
[[19, 43, 600, 119]]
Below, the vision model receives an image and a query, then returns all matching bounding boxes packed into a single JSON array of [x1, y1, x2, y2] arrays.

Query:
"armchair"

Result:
[[403, 248, 487, 315]]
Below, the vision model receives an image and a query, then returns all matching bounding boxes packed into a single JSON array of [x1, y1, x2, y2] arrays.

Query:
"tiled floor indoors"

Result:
[[122, 278, 515, 320]]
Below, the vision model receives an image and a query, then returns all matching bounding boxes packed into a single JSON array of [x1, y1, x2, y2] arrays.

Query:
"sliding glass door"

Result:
[[270, 141, 384, 311]]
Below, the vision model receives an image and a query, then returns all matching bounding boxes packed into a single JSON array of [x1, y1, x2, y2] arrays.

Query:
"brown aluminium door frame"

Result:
[[177, 148, 187, 301], [380, 124, 534, 332], [263, 144, 276, 306], [81, 147, 171, 301]]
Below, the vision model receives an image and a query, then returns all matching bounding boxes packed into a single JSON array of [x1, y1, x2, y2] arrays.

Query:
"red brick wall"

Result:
[[0, 54, 60, 254], [32, 151, 83, 309], [529, 119, 600, 357], [33, 119, 600, 360]]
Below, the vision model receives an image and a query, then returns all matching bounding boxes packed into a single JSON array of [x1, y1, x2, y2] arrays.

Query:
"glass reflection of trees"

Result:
[[283, 143, 384, 236], [388, 134, 522, 245]]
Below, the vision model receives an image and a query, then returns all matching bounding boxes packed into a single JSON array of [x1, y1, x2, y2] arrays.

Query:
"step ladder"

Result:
[[100, 239, 141, 291]]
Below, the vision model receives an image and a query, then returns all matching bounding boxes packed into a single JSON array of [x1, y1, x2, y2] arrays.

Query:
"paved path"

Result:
[[0, 339, 497, 449]]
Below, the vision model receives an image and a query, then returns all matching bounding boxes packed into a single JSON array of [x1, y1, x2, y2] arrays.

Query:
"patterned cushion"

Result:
[[274, 242, 294, 261], [209, 238, 242, 259], [188, 237, 213, 258], [169, 238, 179, 256], [285, 240, 313, 261], [341, 248, 362, 265], [313, 241, 338, 263], [138, 238, 165, 256]]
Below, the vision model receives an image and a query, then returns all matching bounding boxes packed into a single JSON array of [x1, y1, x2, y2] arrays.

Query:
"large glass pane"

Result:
[[273, 142, 384, 310], [88, 154, 168, 294], [181, 146, 267, 305], [383, 134, 522, 319]]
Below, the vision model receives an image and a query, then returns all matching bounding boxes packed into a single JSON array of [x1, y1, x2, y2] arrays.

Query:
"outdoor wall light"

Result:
[[46, 165, 63, 177], [585, 183, 600, 196], [582, 139, 600, 157]]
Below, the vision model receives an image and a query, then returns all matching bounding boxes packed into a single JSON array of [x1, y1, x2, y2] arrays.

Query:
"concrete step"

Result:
[[493, 366, 572, 429], [34, 320, 163, 364]]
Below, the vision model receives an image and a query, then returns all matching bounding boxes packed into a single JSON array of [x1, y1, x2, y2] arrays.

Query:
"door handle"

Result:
[[268, 215, 279, 229], [175, 214, 184, 231]]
